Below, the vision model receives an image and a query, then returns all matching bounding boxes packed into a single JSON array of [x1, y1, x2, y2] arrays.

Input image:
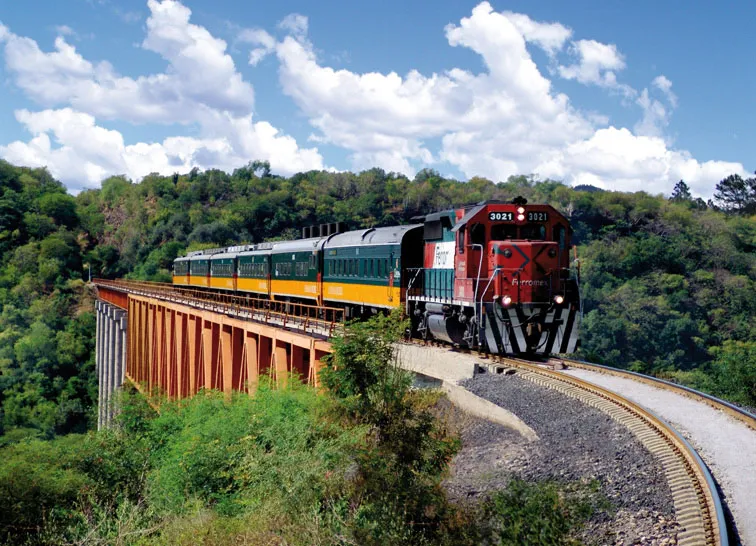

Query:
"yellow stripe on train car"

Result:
[[237, 278, 269, 295], [323, 282, 402, 309], [189, 276, 209, 287], [210, 277, 235, 290], [270, 278, 320, 301], [172, 275, 190, 286]]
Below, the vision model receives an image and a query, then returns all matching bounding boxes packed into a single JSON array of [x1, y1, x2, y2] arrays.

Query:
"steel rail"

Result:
[[552, 357, 756, 431], [499, 357, 728, 546]]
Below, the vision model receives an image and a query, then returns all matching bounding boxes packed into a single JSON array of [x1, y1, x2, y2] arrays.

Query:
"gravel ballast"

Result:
[[563, 368, 756, 546], [446, 371, 679, 545]]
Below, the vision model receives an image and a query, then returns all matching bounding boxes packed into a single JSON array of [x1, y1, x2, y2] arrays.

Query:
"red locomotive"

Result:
[[407, 197, 581, 355]]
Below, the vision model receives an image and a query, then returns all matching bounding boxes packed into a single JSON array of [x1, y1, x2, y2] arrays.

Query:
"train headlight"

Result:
[[503, 249, 512, 258], [548, 248, 557, 258], [501, 295, 512, 306], [517, 207, 525, 214], [554, 295, 564, 305], [517, 214, 525, 221]]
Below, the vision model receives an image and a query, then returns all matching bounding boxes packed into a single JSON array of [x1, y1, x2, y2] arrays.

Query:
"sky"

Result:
[[0, 0, 752, 198]]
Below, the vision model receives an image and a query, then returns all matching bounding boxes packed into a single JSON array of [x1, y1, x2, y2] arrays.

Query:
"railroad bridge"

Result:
[[93, 279, 339, 429]]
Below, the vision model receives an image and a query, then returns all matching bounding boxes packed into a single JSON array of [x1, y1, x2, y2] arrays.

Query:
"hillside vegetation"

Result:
[[0, 312, 604, 545], [0, 158, 754, 440]]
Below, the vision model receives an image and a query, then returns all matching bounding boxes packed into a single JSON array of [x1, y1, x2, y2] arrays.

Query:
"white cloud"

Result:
[[502, 12, 571, 56], [0, 1, 324, 190], [536, 127, 744, 197], [54, 25, 77, 38], [653, 74, 677, 107], [557, 39, 629, 91], [2, 0, 255, 124], [238, 28, 275, 66], [0, 1, 746, 198], [267, 1, 745, 197], [634, 88, 669, 138], [0, 108, 324, 191], [278, 14, 308, 39]]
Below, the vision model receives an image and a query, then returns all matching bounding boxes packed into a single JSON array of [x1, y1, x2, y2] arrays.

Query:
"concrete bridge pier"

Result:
[[96, 301, 127, 429]]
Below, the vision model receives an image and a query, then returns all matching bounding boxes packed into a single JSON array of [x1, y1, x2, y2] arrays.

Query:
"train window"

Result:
[[470, 223, 485, 246], [491, 224, 518, 240], [378, 259, 383, 277], [554, 225, 566, 250], [521, 225, 546, 240], [369, 259, 374, 277], [384, 258, 389, 277], [457, 227, 465, 254]]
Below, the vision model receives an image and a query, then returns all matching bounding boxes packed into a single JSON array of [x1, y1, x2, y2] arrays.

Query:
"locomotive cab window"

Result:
[[457, 227, 465, 254], [520, 224, 547, 240], [491, 224, 518, 241], [554, 224, 566, 250], [470, 223, 485, 247]]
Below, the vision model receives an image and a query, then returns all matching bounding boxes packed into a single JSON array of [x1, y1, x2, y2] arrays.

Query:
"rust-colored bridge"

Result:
[[94, 279, 342, 428]]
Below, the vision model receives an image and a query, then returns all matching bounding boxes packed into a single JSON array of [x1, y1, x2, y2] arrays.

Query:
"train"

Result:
[[172, 198, 581, 355]]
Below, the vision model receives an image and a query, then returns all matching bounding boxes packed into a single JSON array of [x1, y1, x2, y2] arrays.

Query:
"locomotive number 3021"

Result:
[[527, 212, 549, 222], [488, 212, 514, 221]]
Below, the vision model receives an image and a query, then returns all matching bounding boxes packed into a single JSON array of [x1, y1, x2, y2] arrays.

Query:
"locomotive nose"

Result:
[[493, 240, 560, 304]]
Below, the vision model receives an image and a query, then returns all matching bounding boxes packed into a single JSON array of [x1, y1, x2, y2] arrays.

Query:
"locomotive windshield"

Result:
[[520, 225, 547, 240], [491, 224, 518, 240], [490, 224, 547, 240]]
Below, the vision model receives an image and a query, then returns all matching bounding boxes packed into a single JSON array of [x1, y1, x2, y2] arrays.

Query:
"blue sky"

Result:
[[0, 0, 751, 196]]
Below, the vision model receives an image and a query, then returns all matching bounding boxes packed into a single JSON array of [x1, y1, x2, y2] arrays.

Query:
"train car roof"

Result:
[[174, 256, 190, 262], [237, 249, 271, 257], [323, 224, 422, 249], [189, 254, 211, 261], [269, 237, 327, 254], [210, 252, 239, 260]]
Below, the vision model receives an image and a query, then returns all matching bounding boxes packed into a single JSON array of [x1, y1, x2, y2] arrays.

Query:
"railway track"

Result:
[[488, 356, 729, 546], [404, 339, 731, 545], [551, 357, 756, 432]]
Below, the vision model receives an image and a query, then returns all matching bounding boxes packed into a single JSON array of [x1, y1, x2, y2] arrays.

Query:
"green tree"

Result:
[[670, 180, 692, 202], [713, 173, 756, 214]]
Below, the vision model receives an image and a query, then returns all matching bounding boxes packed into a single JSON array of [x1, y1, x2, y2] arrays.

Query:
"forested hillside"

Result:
[[1, 159, 754, 443]]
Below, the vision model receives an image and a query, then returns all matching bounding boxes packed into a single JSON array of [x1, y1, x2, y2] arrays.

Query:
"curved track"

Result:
[[489, 357, 729, 546], [551, 357, 756, 431]]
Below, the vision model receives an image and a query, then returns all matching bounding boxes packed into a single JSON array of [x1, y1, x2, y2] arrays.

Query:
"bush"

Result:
[[481, 479, 601, 546]]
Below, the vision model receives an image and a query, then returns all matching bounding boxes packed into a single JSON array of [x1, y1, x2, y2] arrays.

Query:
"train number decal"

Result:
[[527, 211, 548, 222], [489, 212, 514, 221]]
